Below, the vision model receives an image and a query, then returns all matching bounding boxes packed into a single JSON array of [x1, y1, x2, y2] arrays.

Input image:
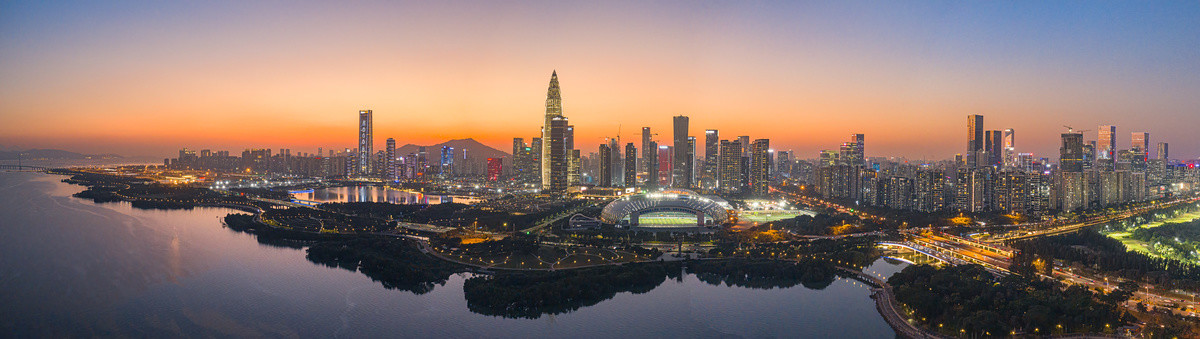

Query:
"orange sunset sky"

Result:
[[2, 1, 1198, 160]]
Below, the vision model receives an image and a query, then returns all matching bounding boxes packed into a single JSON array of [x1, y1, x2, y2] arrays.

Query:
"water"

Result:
[[1, 172, 901, 337]]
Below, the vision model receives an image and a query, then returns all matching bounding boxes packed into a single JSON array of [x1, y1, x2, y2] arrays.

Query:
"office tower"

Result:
[[1132, 132, 1149, 158], [657, 145, 673, 187], [541, 71, 563, 191], [530, 137, 542, 183], [1002, 129, 1015, 168], [512, 138, 525, 179], [749, 139, 770, 196], [565, 125, 574, 151], [440, 146, 454, 176], [1097, 125, 1116, 171], [1082, 141, 1096, 171], [687, 136, 696, 185], [641, 127, 652, 176], [357, 109, 373, 176], [704, 129, 719, 189], [738, 136, 750, 156], [624, 143, 637, 188], [672, 115, 691, 188], [819, 150, 839, 167], [645, 140, 658, 189], [598, 144, 612, 187], [385, 138, 396, 180], [985, 130, 1003, 167], [967, 115, 983, 168], [569, 149, 581, 186], [1060, 132, 1085, 173], [546, 117, 569, 192], [609, 137, 624, 186], [487, 158, 502, 182], [1060, 131, 1086, 211], [849, 133, 865, 165], [719, 140, 743, 194]]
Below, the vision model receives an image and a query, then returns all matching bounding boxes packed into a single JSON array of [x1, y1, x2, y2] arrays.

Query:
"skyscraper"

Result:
[[546, 117, 568, 192], [1098, 125, 1116, 162], [985, 130, 1003, 167], [719, 140, 743, 194], [645, 140, 658, 189], [1060, 132, 1085, 173], [598, 143, 612, 187], [672, 115, 691, 188], [849, 133, 865, 165], [704, 129, 719, 189], [386, 138, 396, 180], [486, 158, 502, 182], [641, 127, 651, 176], [749, 139, 770, 196], [1132, 132, 1149, 156], [967, 115, 983, 168], [357, 109, 373, 176], [541, 71, 563, 191], [1002, 129, 1015, 168], [1157, 142, 1169, 160], [624, 143, 637, 188]]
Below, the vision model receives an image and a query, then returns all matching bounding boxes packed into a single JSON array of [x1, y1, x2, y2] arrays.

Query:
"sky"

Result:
[[2, 1, 1199, 160]]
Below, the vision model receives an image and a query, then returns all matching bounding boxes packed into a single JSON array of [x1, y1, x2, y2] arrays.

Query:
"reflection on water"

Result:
[[291, 186, 482, 205], [1, 172, 901, 337]]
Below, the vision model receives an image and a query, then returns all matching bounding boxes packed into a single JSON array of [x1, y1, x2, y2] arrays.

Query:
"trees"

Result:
[[889, 264, 1133, 335]]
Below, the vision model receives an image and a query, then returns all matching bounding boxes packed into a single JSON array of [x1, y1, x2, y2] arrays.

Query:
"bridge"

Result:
[[0, 164, 49, 171]]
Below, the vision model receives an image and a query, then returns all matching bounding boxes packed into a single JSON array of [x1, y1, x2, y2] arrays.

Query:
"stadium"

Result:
[[599, 189, 732, 231]]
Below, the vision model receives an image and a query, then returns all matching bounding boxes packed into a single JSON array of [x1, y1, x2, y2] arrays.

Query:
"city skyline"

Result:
[[3, 1, 1200, 160]]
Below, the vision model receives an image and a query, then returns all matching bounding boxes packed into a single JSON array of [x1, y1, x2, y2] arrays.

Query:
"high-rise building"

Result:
[[357, 109, 373, 176], [703, 129, 719, 189], [385, 138, 396, 180], [486, 158, 502, 182], [440, 146, 454, 176], [1060, 132, 1085, 173], [657, 145, 673, 187], [749, 139, 770, 196], [985, 130, 1003, 167], [610, 137, 623, 186], [849, 133, 865, 166], [546, 117, 569, 192], [1096, 125, 1117, 172], [598, 143, 612, 187], [738, 136, 750, 156], [541, 71, 564, 191], [1060, 131, 1087, 211], [624, 143, 637, 188], [719, 140, 743, 194], [512, 138, 525, 179], [1157, 142, 1169, 160], [641, 127, 652, 177], [967, 115, 983, 168], [645, 140, 658, 189], [672, 115, 691, 188], [529, 137, 542, 184], [1002, 128, 1015, 168], [1132, 132, 1149, 158]]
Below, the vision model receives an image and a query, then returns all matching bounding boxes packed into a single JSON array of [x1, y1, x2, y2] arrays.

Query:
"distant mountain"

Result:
[[395, 138, 510, 160], [0, 149, 123, 160]]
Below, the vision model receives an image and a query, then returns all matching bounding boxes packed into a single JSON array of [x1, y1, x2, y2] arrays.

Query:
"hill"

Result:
[[395, 138, 510, 160]]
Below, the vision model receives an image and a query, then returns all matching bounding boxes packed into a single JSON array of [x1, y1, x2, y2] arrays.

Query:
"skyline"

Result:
[[3, 1, 1200, 159]]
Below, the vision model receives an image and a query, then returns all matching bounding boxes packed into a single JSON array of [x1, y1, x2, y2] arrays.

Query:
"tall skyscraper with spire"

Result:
[[540, 71, 568, 192]]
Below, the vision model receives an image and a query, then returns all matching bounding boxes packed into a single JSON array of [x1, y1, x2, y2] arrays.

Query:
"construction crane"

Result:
[[1062, 125, 1089, 134]]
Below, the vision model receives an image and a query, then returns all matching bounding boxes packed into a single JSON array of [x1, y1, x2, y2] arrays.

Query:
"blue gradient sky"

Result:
[[1, 1, 1198, 159]]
